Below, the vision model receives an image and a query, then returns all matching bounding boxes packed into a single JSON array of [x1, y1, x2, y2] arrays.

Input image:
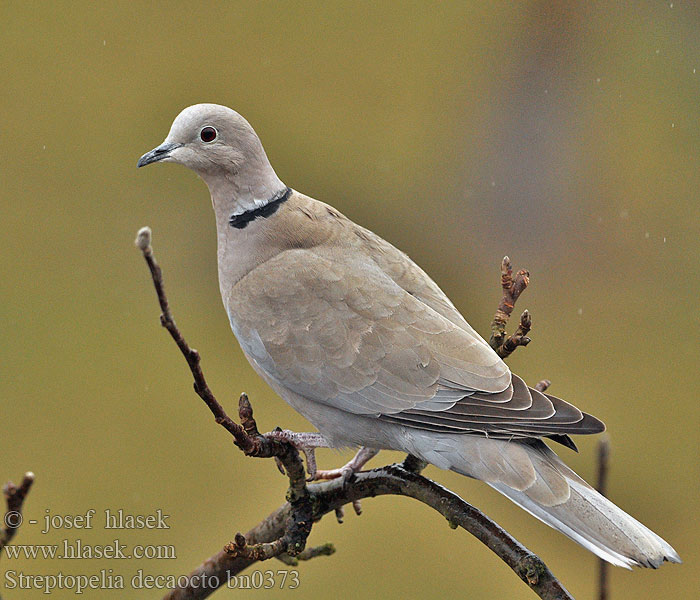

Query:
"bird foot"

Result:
[[312, 448, 378, 520], [334, 500, 364, 523], [309, 447, 379, 484], [263, 429, 329, 479]]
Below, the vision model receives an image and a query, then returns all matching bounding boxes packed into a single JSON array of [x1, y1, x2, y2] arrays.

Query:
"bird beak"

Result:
[[137, 142, 183, 168]]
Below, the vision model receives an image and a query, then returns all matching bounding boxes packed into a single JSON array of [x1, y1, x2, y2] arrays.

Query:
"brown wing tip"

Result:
[[578, 411, 606, 434]]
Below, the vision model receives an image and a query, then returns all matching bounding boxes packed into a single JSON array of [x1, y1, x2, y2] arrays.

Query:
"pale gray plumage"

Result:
[[138, 103, 680, 569]]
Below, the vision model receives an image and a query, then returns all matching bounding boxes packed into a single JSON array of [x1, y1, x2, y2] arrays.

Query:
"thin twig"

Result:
[[135, 228, 252, 450], [277, 542, 336, 566], [535, 379, 551, 393], [0, 472, 35, 558], [490, 256, 531, 358], [596, 437, 611, 600]]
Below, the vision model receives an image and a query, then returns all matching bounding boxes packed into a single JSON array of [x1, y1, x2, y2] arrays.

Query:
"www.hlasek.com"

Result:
[[3, 539, 176, 560], [4, 569, 300, 593]]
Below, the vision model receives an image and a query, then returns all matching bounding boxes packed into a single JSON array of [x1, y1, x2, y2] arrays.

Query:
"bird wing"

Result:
[[227, 246, 603, 440], [350, 222, 479, 334]]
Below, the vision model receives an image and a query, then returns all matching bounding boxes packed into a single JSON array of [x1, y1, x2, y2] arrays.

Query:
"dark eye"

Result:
[[200, 126, 217, 142]]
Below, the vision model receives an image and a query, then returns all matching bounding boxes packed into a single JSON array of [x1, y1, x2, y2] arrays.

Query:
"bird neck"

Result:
[[206, 162, 286, 227], [228, 187, 292, 229], [207, 164, 290, 289]]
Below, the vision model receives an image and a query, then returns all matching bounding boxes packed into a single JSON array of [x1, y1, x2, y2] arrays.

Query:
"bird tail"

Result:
[[414, 435, 681, 568]]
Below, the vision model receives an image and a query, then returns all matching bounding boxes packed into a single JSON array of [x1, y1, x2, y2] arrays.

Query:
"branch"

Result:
[[135, 229, 572, 600], [535, 379, 551, 393], [276, 542, 336, 566], [163, 461, 573, 600], [135, 228, 252, 451], [490, 256, 531, 358], [0, 472, 35, 558], [222, 397, 313, 562]]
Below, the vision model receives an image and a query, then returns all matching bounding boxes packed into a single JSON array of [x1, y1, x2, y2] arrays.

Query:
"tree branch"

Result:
[[135, 228, 252, 451], [135, 230, 572, 600], [535, 379, 551, 393], [0, 472, 35, 558], [163, 464, 573, 600], [490, 256, 531, 358]]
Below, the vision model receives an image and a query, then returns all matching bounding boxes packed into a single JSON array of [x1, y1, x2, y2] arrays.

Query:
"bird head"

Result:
[[138, 104, 265, 175], [137, 104, 284, 206]]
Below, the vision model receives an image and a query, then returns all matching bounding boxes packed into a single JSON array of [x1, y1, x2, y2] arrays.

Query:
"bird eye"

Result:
[[200, 126, 217, 143]]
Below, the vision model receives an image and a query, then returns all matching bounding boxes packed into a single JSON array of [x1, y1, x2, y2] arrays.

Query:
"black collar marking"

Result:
[[228, 187, 292, 229]]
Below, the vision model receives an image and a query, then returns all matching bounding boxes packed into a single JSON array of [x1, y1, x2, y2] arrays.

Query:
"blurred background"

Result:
[[1, 2, 698, 598]]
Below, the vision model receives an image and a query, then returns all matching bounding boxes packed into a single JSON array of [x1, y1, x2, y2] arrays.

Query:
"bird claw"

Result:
[[263, 429, 328, 480], [273, 457, 286, 475], [352, 500, 362, 515], [307, 447, 379, 484], [263, 433, 378, 497], [334, 499, 363, 523], [309, 464, 356, 484]]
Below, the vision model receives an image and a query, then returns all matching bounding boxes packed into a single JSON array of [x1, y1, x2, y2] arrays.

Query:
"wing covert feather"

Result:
[[227, 249, 509, 416]]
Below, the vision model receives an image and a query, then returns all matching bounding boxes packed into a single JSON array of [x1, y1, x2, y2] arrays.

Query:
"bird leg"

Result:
[[263, 429, 330, 479], [311, 447, 379, 483]]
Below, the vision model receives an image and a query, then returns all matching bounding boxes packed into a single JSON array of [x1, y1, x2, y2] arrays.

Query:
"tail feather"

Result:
[[413, 434, 681, 568], [489, 476, 680, 568]]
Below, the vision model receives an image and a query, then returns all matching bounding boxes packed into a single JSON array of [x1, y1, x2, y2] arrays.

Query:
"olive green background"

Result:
[[1, 2, 698, 598]]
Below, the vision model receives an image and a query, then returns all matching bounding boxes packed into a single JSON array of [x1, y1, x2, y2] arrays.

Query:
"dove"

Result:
[[138, 103, 680, 568]]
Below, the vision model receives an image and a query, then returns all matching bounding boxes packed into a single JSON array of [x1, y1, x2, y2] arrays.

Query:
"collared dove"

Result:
[[138, 104, 680, 568]]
